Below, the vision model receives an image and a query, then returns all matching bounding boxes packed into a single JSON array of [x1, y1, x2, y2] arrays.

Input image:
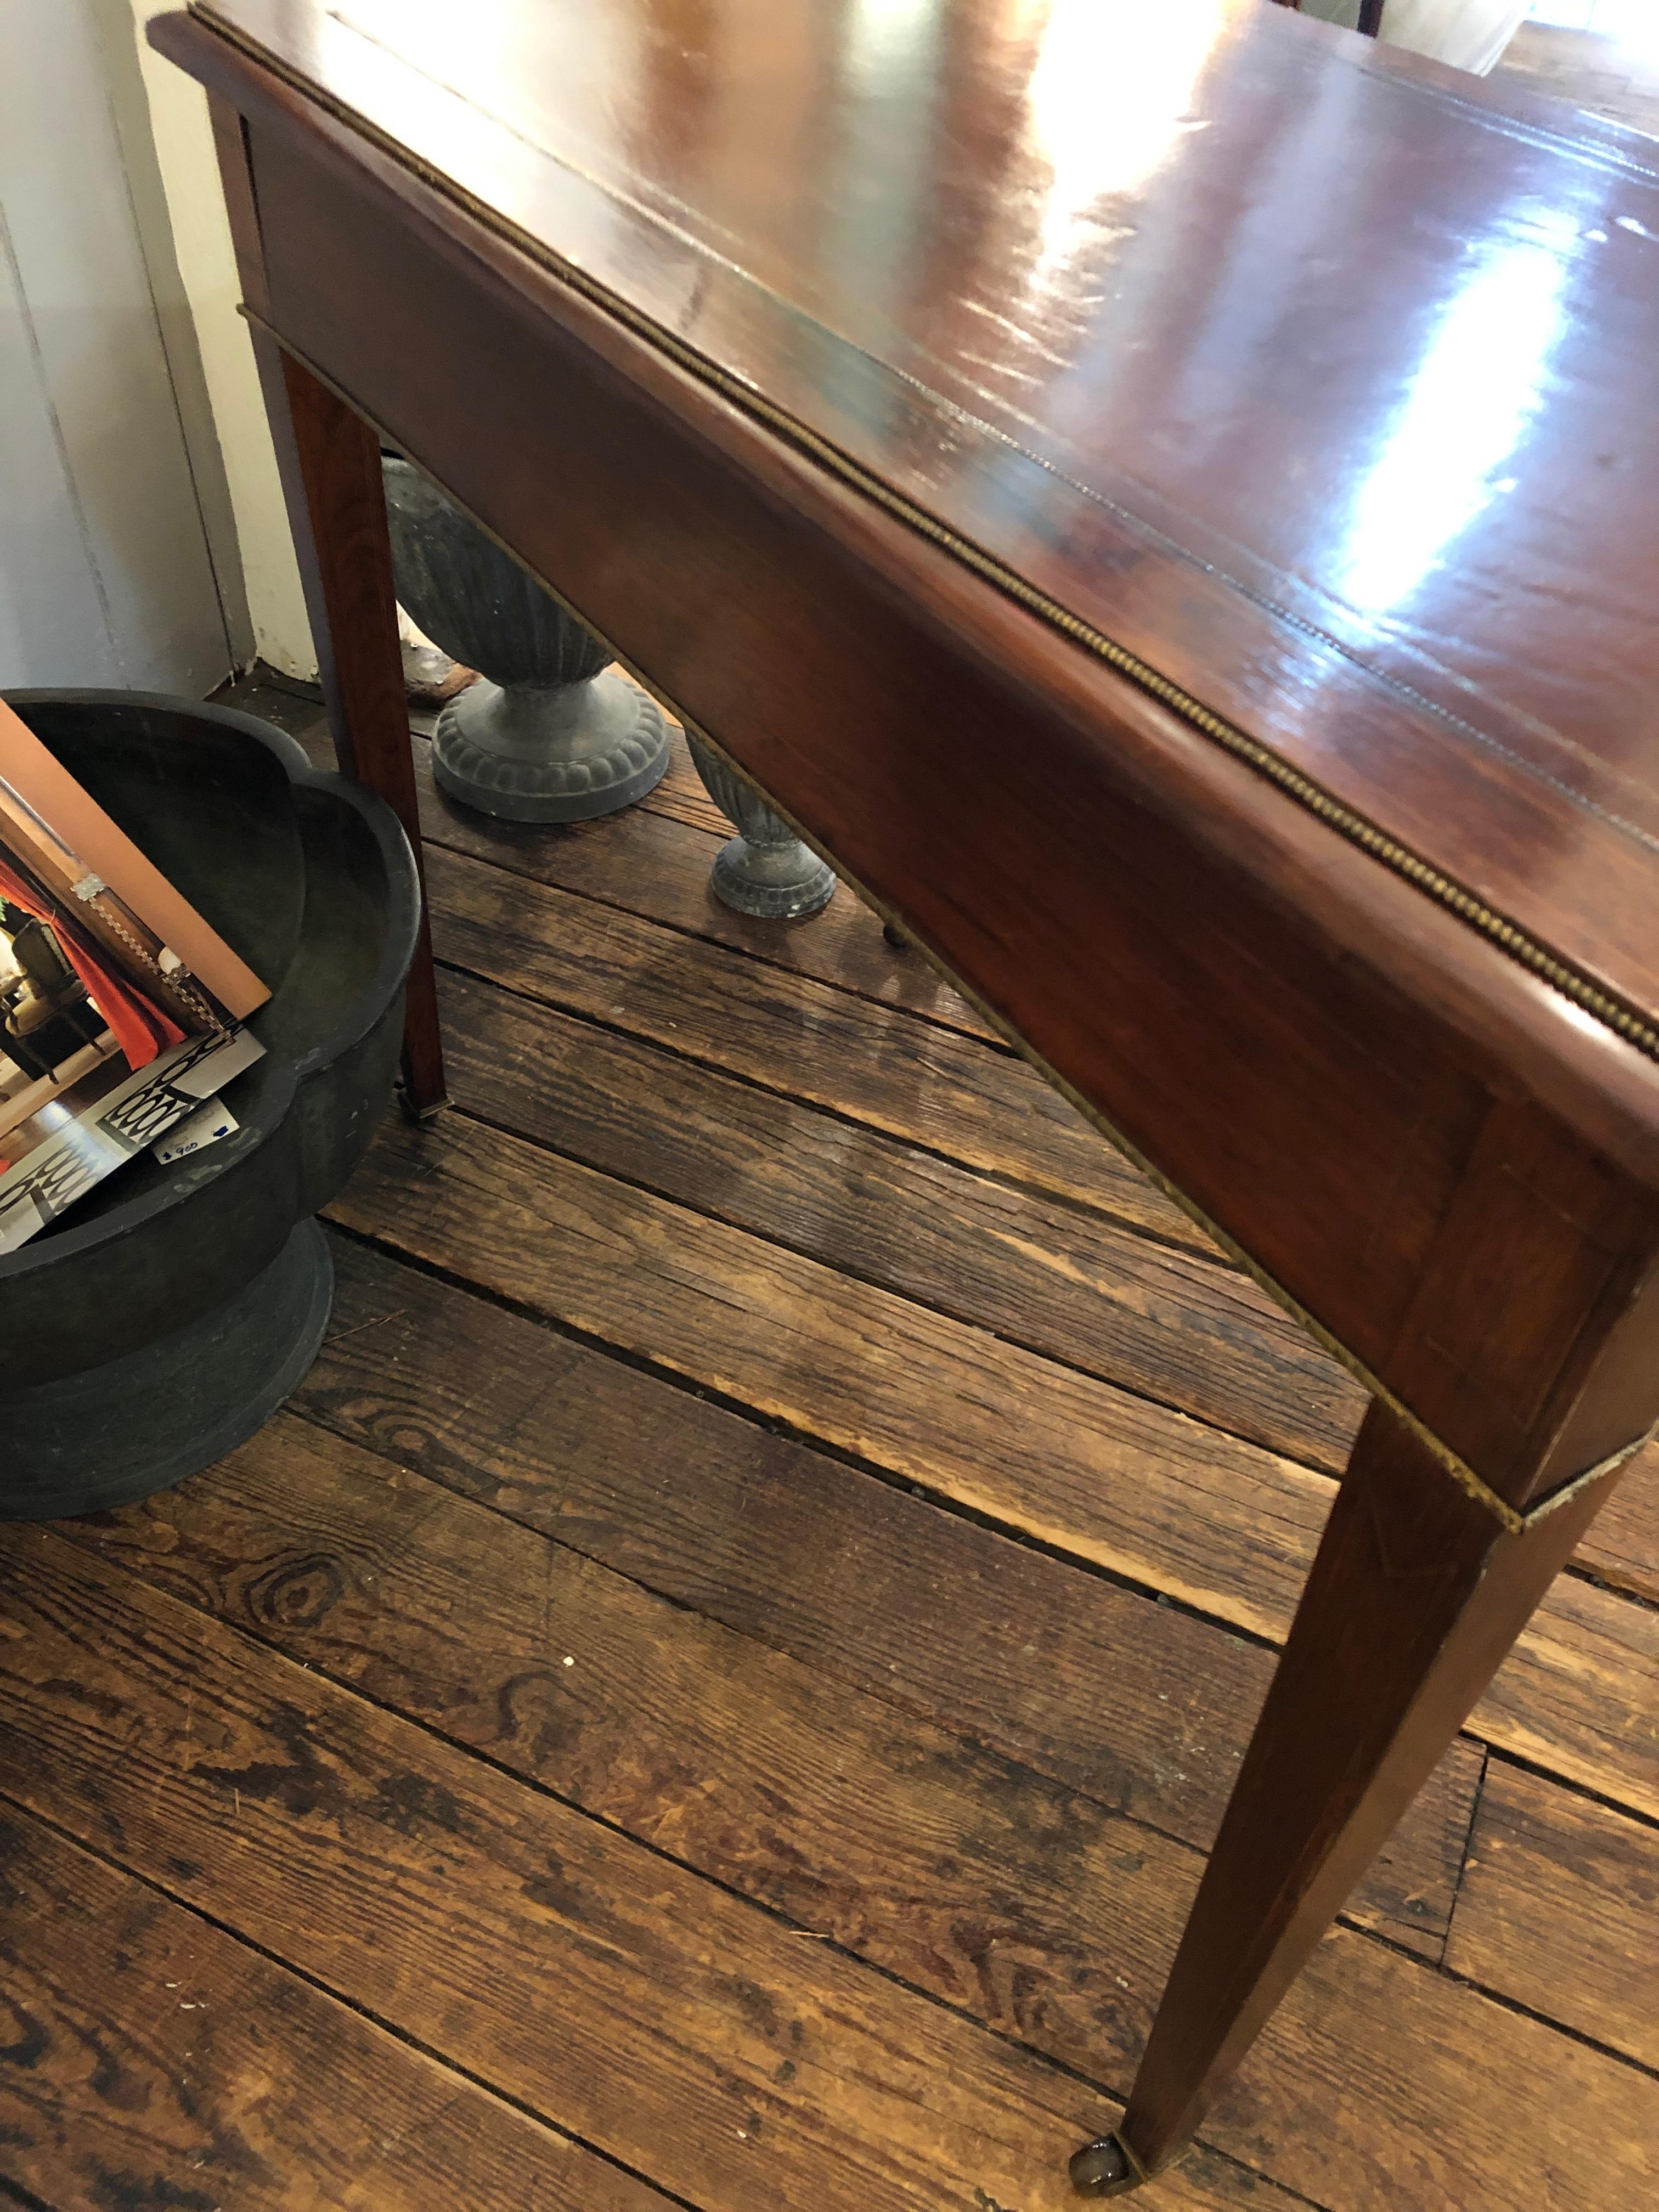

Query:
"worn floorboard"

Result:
[[421, 820, 1659, 1609], [329, 1104, 1659, 1826], [0, 1806, 667, 2211], [0, 1531, 1273, 2212], [293, 1231, 1477, 1962], [420, 836, 1197, 1246], [1446, 1760, 1659, 2073], [437, 964, 1360, 1470], [3, 671, 1654, 2212], [49, 1414, 1659, 2212]]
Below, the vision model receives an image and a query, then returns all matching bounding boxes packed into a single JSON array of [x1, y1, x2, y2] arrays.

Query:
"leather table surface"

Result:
[[198, 0, 1659, 1042]]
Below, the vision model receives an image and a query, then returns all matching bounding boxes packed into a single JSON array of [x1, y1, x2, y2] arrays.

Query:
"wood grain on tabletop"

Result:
[[183, 0, 1659, 1038]]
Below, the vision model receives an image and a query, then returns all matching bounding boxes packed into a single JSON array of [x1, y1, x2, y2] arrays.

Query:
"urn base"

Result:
[[685, 732, 837, 918], [433, 667, 670, 822], [710, 833, 837, 919]]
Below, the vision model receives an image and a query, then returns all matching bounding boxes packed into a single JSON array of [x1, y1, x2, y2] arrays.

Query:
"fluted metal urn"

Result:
[[686, 735, 836, 919], [382, 459, 669, 822]]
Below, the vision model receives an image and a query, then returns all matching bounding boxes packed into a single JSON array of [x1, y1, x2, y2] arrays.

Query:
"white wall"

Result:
[[125, 1, 317, 678], [1, 0, 234, 692]]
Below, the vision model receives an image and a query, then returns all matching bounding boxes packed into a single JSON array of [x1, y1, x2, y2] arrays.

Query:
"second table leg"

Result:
[[252, 340, 448, 1118], [1070, 1400, 1631, 2193]]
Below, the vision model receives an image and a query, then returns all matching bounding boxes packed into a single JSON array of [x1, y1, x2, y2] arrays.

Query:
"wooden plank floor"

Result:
[[1493, 21, 1659, 140], [2, 673, 1655, 2212]]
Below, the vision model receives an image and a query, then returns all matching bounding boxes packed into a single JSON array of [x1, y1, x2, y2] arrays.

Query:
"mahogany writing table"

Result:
[[154, 0, 1659, 2193]]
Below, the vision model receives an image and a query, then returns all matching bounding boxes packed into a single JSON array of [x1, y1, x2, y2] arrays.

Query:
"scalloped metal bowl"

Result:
[[0, 690, 419, 1520]]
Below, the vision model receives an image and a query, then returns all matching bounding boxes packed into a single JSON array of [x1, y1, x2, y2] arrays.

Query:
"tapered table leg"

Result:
[[250, 342, 447, 1116], [1070, 1401, 1632, 2192]]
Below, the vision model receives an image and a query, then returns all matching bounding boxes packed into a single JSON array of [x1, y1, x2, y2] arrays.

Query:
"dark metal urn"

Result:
[[0, 690, 420, 1521], [381, 459, 670, 822], [685, 734, 836, 919]]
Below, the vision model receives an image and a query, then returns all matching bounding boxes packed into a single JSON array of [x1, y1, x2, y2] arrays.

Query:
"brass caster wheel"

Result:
[[1069, 2134, 1138, 2196], [397, 1084, 450, 1124]]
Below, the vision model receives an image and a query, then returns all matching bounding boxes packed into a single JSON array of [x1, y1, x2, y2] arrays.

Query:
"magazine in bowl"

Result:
[[0, 699, 270, 1255]]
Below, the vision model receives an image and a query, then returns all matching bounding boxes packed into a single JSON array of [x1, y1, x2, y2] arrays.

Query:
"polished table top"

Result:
[[199, 0, 1659, 1053]]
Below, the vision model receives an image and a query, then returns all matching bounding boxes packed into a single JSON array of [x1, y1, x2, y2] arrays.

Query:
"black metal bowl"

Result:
[[0, 689, 419, 1519]]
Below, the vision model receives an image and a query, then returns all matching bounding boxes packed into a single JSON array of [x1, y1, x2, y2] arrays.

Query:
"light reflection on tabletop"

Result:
[[1335, 204, 1577, 614]]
